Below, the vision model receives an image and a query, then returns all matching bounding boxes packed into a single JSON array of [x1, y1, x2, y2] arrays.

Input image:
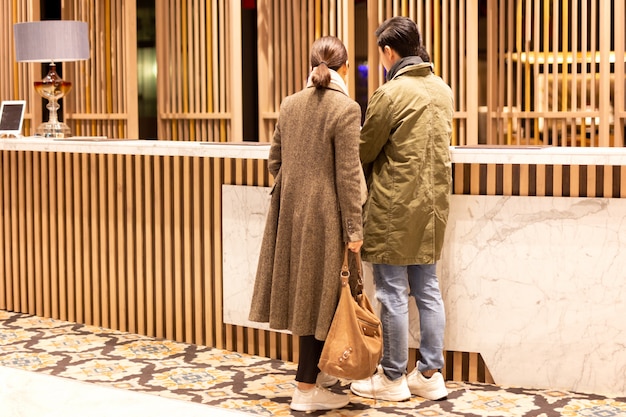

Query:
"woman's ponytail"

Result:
[[310, 61, 332, 88]]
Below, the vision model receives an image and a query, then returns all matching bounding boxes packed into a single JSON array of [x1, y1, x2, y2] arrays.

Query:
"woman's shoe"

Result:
[[290, 386, 350, 411]]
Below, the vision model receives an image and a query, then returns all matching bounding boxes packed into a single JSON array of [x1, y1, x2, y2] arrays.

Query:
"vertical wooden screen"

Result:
[[487, 0, 624, 147], [63, 1, 139, 139], [155, 0, 243, 142], [0, 1, 41, 136], [616, 1, 626, 146], [256, 0, 355, 142], [365, 0, 478, 146]]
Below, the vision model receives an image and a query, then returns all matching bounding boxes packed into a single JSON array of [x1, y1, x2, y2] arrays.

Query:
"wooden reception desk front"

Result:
[[1, 138, 625, 396]]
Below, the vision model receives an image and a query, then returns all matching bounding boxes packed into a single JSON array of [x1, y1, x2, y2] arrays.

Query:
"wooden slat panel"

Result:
[[203, 157, 216, 345], [72, 154, 83, 323], [145, 156, 156, 337], [155, 0, 238, 141], [452, 162, 626, 199], [9, 152, 19, 312], [192, 157, 203, 342], [33, 153, 43, 316], [1, 153, 8, 310], [154, 155, 163, 337], [257, 0, 354, 143], [64, 153, 75, 322], [173, 156, 184, 341], [0, 2, 39, 135], [18, 152, 28, 313], [488, 0, 621, 147], [163, 156, 174, 339], [48, 154, 59, 318], [57, 1, 138, 138]]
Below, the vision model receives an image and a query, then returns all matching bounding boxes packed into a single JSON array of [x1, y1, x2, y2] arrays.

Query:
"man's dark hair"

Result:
[[375, 16, 430, 61]]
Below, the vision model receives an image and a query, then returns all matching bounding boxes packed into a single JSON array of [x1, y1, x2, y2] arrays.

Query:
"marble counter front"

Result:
[[222, 184, 626, 397], [218, 143, 626, 397]]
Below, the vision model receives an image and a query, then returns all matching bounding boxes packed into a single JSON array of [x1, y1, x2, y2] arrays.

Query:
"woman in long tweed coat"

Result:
[[248, 36, 363, 412]]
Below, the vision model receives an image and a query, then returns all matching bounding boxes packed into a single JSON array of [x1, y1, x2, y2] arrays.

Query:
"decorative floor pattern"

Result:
[[1, 310, 625, 417]]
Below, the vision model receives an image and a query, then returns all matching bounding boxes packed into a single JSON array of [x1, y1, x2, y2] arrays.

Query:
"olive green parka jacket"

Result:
[[360, 62, 454, 265]]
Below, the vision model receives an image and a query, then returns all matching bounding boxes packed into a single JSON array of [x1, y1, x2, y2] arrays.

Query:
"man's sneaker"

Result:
[[350, 366, 411, 401], [316, 371, 339, 388], [290, 386, 350, 412], [407, 369, 448, 400]]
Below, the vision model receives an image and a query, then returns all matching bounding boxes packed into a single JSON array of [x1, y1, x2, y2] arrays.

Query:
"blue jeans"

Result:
[[373, 263, 446, 380]]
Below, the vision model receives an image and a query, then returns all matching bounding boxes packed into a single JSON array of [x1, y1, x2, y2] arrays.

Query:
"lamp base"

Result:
[[36, 121, 71, 138]]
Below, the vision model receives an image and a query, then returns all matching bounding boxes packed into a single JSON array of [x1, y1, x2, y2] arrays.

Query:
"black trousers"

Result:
[[295, 335, 325, 384]]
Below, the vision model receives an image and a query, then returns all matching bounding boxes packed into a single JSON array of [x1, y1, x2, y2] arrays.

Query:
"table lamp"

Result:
[[13, 20, 89, 138]]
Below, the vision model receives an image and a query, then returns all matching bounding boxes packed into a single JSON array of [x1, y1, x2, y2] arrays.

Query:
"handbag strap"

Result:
[[341, 245, 363, 293]]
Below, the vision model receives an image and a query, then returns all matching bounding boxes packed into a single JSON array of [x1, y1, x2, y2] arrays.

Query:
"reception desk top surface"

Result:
[[2, 138, 626, 165]]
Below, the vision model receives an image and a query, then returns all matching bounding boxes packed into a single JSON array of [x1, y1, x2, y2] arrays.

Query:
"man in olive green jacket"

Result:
[[350, 16, 454, 403]]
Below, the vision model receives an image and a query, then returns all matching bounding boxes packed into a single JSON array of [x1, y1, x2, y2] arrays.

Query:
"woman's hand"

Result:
[[347, 240, 363, 253]]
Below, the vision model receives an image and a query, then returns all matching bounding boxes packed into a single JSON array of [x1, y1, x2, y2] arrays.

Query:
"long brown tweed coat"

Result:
[[248, 83, 364, 340]]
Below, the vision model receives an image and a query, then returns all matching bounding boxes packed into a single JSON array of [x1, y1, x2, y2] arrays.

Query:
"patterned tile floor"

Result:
[[1, 310, 625, 417]]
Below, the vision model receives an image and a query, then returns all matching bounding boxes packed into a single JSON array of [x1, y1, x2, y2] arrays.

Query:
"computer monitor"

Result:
[[0, 100, 26, 138]]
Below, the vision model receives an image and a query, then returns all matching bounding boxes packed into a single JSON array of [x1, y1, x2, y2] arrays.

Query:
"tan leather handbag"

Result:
[[318, 245, 382, 380]]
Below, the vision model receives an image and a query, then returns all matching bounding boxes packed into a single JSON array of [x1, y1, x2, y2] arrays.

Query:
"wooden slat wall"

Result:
[[0, 0, 40, 136], [616, 1, 626, 146], [0, 150, 267, 344], [154, 0, 242, 141], [257, 0, 354, 142], [0, 1, 138, 139], [257, 0, 623, 147], [3, 1, 625, 147], [63, 0, 139, 139], [453, 163, 625, 199], [364, 0, 478, 146], [257, 0, 476, 144], [487, 0, 624, 147]]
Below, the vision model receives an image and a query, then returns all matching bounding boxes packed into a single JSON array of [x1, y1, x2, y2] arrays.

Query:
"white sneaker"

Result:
[[290, 386, 350, 412], [350, 366, 411, 401], [407, 368, 448, 400], [316, 371, 339, 388]]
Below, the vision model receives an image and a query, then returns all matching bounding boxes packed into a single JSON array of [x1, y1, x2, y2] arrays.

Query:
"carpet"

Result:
[[1, 310, 625, 416]]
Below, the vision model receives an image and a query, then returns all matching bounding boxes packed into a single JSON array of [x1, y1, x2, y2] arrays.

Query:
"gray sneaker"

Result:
[[350, 366, 411, 401], [290, 386, 350, 412], [407, 368, 448, 400]]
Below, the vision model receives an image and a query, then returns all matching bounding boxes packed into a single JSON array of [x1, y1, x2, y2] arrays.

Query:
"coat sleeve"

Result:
[[360, 89, 394, 166], [334, 101, 364, 243]]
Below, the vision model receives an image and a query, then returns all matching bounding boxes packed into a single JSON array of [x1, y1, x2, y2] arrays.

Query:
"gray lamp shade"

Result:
[[13, 20, 90, 63]]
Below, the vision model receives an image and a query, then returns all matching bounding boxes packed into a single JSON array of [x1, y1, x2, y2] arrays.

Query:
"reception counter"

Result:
[[1, 138, 625, 397]]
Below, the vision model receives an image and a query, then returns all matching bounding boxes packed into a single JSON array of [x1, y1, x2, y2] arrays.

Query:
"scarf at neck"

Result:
[[386, 56, 424, 81], [306, 68, 349, 96]]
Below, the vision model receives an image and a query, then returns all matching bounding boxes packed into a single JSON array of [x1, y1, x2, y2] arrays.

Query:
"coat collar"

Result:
[[305, 68, 350, 96], [390, 61, 434, 80]]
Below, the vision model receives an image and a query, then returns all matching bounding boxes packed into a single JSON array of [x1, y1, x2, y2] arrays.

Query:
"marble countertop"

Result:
[[450, 145, 626, 166], [2, 137, 626, 165], [0, 137, 271, 160]]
